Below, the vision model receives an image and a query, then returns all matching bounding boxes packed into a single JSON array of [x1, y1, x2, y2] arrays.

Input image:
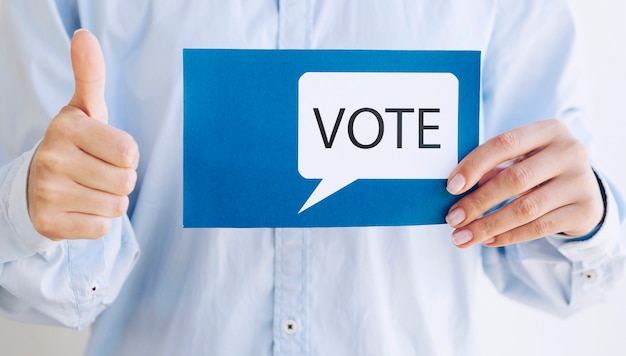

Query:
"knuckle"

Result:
[[118, 169, 137, 195], [565, 139, 589, 162], [32, 214, 58, 239], [91, 219, 112, 238], [76, 217, 112, 239], [531, 218, 554, 238], [496, 230, 515, 246], [117, 133, 140, 168], [111, 195, 130, 217], [515, 196, 541, 220], [467, 189, 491, 213], [47, 114, 69, 135], [33, 148, 63, 174], [545, 118, 569, 137], [49, 110, 81, 138], [29, 179, 59, 211], [504, 165, 532, 191], [584, 193, 604, 217], [474, 219, 494, 239], [493, 131, 519, 153]]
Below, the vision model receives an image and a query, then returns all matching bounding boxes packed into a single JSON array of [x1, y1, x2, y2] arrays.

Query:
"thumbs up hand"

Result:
[[27, 29, 139, 240]]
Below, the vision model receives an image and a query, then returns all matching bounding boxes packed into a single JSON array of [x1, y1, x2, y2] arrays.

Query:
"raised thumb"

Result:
[[68, 29, 107, 122]]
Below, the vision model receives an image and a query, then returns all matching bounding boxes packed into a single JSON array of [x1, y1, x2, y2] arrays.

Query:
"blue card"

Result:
[[183, 49, 480, 228]]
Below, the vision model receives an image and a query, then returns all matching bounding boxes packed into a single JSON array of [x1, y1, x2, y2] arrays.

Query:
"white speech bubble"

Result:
[[298, 72, 459, 213]]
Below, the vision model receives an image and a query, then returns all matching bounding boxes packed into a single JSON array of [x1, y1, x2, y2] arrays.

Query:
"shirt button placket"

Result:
[[273, 228, 310, 355], [277, 0, 310, 49], [274, 1, 311, 354]]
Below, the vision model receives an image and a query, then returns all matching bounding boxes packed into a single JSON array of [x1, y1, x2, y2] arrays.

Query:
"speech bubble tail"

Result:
[[298, 198, 318, 214], [298, 177, 356, 214]]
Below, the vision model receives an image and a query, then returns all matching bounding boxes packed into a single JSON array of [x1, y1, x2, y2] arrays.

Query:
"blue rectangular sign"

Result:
[[183, 49, 480, 228]]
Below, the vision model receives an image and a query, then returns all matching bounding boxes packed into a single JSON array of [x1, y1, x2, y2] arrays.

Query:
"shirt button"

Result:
[[283, 319, 298, 335], [582, 270, 597, 282], [87, 282, 100, 295]]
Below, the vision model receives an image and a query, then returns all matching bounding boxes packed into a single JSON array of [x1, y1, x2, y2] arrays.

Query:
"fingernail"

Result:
[[483, 237, 496, 245], [445, 207, 466, 226], [452, 230, 473, 246], [73, 28, 88, 36], [447, 174, 466, 195]]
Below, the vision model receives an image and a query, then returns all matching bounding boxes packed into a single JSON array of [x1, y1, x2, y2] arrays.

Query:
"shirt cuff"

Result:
[[546, 172, 622, 263], [6, 147, 58, 258]]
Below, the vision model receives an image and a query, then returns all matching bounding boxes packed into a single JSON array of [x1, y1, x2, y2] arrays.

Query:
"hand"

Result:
[[27, 29, 139, 240], [445, 119, 604, 248]]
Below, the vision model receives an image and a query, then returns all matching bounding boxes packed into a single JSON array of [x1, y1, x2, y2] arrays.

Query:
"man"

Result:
[[0, 1, 623, 355]]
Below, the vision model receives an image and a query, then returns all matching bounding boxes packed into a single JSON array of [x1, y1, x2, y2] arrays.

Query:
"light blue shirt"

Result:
[[1, 0, 625, 355]]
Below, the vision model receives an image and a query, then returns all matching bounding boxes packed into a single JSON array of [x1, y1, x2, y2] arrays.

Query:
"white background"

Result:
[[1, 1, 625, 354], [474, 1, 626, 355]]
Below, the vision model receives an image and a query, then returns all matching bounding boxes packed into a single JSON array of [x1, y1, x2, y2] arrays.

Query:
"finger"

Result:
[[68, 29, 107, 122], [447, 140, 571, 228], [34, 179, 130, 219], [478, 159, 518, 186], [451, 179, 567, 246], [58, 106, 139, 168], [446, 119, 569, 195], [67, 150, 138, 196], [64, 185, 130, 218], [482, 203, 593, 247], [45, 213, 113, 241], [29, 183, 127, 240]]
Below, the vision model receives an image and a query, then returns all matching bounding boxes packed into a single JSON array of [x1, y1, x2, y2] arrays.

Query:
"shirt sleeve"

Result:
[[480, 0, 626, 316], [482, 174, 625, 317], [0, 148, 58, 263], [0, 1, 140, 329], [0, 145, 140, 329]]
